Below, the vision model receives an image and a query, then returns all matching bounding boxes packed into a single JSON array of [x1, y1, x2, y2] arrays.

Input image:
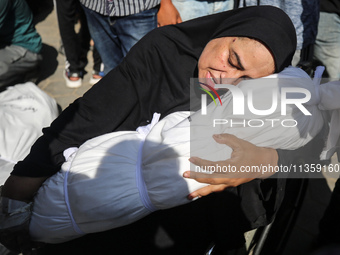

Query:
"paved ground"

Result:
[[31, 6, 340, 255]]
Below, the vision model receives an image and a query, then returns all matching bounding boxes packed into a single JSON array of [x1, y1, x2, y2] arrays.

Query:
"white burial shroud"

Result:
[[30, 66, 340, 243], [0, 82, 59, 183]]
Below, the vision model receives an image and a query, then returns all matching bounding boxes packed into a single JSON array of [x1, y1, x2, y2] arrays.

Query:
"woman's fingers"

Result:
[[187, 184, 228, 200], [183, 133, 278, 198], [183, 170, 228, 185], [213, 133, 243, 149]]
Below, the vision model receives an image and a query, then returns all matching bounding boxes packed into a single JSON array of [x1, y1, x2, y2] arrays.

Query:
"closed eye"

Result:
[[228, 57, 240, 70], [228, 50, 245, 71]]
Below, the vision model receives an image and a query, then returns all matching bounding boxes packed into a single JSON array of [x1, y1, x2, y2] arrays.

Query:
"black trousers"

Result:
[[318, 177, 340, 247], [55, 0, 101, 74]]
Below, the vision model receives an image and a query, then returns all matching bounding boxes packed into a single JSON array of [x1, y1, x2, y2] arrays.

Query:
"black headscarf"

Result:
[[14, 6, 297, 177], [142, 5, 296, 81], [211, 6, 297, 72]]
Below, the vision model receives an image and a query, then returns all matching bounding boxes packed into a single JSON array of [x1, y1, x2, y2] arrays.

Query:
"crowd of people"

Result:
[[0, 0, 339, 255]]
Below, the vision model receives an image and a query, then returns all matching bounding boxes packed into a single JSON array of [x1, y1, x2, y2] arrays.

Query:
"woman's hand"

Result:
[[2, 176, 47, 203], [183, 133, 279, 200], [157, 0, 182, 27]]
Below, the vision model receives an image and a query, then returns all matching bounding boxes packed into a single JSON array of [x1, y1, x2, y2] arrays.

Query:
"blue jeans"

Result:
[[82, 6, 158, 74], [314, 12, 340, 79], [172, 0, 234, 22]]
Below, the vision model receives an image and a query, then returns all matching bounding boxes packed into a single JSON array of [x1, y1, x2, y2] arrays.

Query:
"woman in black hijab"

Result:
[[1, 5, 315, 254], [9, 5, 296, 176]]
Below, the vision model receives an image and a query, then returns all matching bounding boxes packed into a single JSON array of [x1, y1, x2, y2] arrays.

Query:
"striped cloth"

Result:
[[79, 0, 161, 16]]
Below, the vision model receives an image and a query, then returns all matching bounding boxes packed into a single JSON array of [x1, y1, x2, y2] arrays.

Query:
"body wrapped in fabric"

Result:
[[30, 67, 339, 243]]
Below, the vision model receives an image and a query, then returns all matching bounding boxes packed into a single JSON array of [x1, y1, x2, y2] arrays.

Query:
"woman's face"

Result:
[[198, 37, 275, 87]]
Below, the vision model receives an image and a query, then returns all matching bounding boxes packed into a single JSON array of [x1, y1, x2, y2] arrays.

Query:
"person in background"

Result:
[[313, 2, 340, 249], [0, 0, 42, 90], [238, 0, 320, 67], [313, 0, 340, 80], [171, 0, 234, 22], [79, 0, 181, 75], [56, 0, 104, 88]]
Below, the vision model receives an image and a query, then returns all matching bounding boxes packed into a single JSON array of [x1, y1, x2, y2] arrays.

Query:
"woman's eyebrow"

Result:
[[232, 50, 245, 71]]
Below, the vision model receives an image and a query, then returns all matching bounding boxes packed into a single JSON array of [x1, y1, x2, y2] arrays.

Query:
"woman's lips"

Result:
[[200, 71, 216, 91]]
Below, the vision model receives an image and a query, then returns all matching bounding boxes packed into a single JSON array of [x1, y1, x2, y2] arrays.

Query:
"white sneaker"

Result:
[[89, 70, 104, 85], [64, 69, 83, 88]]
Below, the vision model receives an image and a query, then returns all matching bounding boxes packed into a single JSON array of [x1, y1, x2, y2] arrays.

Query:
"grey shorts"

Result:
[[0, 45, 42, 88]]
